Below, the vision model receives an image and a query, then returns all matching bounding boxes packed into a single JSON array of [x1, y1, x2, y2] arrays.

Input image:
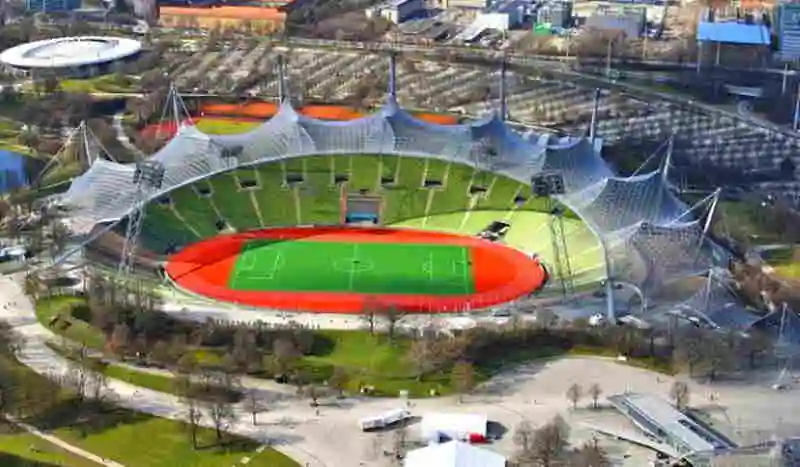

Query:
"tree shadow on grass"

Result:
[[0, 452, 73, 467], [24, 399, 151, 438]]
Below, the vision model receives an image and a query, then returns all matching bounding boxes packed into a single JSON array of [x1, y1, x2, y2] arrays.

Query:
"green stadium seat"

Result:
[[169, 185, 219, 239], [253, 163, 298, 226], [208, 170, 262, 232]]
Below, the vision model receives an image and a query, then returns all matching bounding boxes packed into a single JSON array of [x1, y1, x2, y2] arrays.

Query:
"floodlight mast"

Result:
[[532, 171, 574, 301], [117, 160, 166, 277]]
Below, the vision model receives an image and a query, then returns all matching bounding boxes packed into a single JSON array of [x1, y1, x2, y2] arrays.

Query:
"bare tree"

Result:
[[379, 306, 405, 342], [535, 308, 559, 329], [360, 301, 377, 334], [530, 415, 570, 467], [183, 394, 202, 449], [570, 438, 611, 467], [588, 383, 603, 410], [243, 389, 264, 425], [328, 366, 349, 398], [205, 395, 235, 444], [108, 323, 131, 358], [513, 419, 537, 461], [566, 383, 582, 410], [450, 360, 476, 403], [670, 380, 690, 411], [272, 337, 299, 376]]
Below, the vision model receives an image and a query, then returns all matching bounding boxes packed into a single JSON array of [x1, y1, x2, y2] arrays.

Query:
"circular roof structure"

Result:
[[0, 36, 141, 69]]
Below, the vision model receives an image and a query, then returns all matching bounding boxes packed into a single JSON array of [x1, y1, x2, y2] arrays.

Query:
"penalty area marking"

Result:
[[236, 248, 283, 282]]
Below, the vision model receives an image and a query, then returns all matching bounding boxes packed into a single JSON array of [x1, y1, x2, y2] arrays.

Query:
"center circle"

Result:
[[333, 257, 375, 274]]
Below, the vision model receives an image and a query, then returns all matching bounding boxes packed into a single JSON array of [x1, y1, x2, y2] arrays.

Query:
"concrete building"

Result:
[[444, 0, 491, 10], [778, 4, 800, 60], [536, 1, 572, 28], [585, 5, 646, 37], [366, 0, 424, 24], [25, 0, 80, 13]]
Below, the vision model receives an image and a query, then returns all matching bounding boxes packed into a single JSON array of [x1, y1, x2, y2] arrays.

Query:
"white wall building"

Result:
[[366, 0, 424, 24]]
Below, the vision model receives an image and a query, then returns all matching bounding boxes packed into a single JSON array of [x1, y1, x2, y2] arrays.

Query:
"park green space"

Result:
[[0, 425, 101, 467], [230, 239, 474, 295], [1, 350, 298, 467], [48, 411, 297, 467]]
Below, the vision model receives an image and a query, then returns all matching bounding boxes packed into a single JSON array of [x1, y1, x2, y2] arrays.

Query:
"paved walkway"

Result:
[[5, 414, 126, 467], [112, 113, 145, 159]]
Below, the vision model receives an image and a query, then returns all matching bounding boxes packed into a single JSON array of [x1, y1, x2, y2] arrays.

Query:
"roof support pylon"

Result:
[[499, 58, 507, 121], [277, 55, 286, 103], [388, 52, 397, 101], [699, 187, 721, 246], [589, 88, 601, 142], [659, 135, 674, 185]]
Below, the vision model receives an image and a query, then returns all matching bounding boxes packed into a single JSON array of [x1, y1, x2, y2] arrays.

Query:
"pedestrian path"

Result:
[[4, 414, 126, 467]]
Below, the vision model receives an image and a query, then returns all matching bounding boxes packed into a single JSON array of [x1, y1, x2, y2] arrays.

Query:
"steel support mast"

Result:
[[532, 171, 574, 301], [117, 160, 166, 277]]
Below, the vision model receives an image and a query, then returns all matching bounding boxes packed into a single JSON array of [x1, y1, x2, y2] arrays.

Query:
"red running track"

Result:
[[164, 227, 547, 314]]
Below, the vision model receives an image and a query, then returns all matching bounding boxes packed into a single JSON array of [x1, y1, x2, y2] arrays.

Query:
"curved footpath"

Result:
[[2, 272, 797, 467]]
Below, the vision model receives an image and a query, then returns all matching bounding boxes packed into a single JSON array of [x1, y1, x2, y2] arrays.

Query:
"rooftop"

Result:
[[609, 393, 736, 455], [697, 21, 770, 45], [158, 5, 287, 20]]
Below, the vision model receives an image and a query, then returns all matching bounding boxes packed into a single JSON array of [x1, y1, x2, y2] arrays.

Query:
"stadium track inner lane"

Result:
[[165, 226, 547, 314]]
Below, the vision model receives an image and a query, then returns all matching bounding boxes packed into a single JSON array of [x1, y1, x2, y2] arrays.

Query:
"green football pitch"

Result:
[[229, 240, 475, 295]]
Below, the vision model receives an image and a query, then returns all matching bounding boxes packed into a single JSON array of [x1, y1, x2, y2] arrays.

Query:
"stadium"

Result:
[[0, 36, 142, 77], [54, 60, 720, 320]]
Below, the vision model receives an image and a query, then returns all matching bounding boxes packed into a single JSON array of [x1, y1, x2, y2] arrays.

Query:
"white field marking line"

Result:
[[426, 252, 434, 284], [461, 247, 470, 294], [348, 244, 359, 292], [266, 251, 282, 283]]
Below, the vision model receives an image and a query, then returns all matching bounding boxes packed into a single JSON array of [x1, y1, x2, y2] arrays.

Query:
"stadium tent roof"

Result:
[[696, 22, 770, 46], [56, 94, 712, 303], [404, 441, 506, 467], [0, 36, 142, 69]]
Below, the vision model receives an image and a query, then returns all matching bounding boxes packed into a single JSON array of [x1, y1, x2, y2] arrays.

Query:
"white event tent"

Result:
[[404, 440, 506, 467]]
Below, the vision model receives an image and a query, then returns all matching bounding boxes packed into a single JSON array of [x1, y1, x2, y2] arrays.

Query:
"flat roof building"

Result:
[[608, 393, 736, 456], [366, 0, 424, 24], [25, 0, 80, 13], [158, 5, 286, 33]]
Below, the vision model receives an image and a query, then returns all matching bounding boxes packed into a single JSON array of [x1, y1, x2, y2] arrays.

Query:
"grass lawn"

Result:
[[0, 425, 101, 467], [301, 330, 457, 397], [193, 118, 260, 135], [1, 354, 298, 467], [50, 410, 298, 467], [35, 297, 107, 349], [762, 246, 800, 278]]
